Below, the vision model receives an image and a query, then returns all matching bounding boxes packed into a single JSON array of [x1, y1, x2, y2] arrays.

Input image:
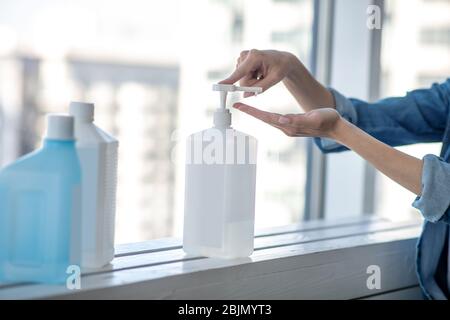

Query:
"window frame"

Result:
[[305, 0, 383, 220]]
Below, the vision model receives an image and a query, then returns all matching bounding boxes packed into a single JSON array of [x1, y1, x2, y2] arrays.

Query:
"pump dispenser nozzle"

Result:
[[212, 84, 262, 128]]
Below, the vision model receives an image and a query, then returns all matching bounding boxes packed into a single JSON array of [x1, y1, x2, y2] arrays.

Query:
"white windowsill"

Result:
[[0, 216, 423, 300]]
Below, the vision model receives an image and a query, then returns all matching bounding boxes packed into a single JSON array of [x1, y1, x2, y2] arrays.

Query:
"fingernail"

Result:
[[278, 116, 290, 124], [233, 103, 241, 109]]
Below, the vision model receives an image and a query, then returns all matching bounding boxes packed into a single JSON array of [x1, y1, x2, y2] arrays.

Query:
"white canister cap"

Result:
[[45, 114, 75, 140], [69, 101, 95, 122]]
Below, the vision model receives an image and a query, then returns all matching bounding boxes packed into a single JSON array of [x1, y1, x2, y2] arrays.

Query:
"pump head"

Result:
[[212, 84, 262, 128], [212, 84, 263, 94]]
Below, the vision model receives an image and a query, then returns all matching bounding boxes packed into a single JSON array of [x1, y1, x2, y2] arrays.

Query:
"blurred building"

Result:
[[382, 0, 450, 94], [0, 0, 312, 243]]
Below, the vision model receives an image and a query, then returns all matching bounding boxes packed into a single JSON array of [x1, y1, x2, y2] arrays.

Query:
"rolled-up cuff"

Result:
[[315, 88, 357, 152], [331, 88, 358, 124], [412, 154, 450, 223], [314, 137, 346, 152]]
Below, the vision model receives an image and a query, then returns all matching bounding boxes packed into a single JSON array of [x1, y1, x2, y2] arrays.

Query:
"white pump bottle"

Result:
[[183, 84, 261, 258], [69, 102, 119, 268]]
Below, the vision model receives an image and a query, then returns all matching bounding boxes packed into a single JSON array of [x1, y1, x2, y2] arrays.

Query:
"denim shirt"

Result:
[[315, 79, 450, 300]]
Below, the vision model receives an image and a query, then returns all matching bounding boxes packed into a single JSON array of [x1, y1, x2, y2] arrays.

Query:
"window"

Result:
[[0, 1, 425, 300], [0, 0, 314, 244], [420, 28, 450, 46], [376, 0, 450, 220]]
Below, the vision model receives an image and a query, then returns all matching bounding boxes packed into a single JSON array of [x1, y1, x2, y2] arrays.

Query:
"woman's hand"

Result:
[[223, 49, 425, 197], [235, 101, 423, 195], [225, 50, 424, 196], [220, 49, 335, 111], [220, 49, 297, 97], [234, 102, 341, 138]]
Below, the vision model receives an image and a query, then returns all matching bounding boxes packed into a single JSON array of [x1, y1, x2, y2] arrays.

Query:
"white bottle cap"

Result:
[[45, 114, 75, 141], [69, 101, 95, 122]]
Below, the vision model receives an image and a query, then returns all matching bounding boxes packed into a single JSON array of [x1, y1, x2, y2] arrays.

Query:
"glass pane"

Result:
[[0, 0, 313, 244], [376, 0, 450, 220]]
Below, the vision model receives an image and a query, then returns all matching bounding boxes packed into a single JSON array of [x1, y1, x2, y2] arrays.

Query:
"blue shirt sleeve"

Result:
[[413, 155, 450, 224], [315, 79, 450, 153]]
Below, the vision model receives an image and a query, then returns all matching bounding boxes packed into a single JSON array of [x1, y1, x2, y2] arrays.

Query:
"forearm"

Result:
[[330, 118, 424, 195], [282, 54, 334, 112]]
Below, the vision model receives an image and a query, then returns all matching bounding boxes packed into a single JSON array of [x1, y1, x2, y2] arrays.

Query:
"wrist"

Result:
[[284, 52, 305, 80], [328, 117, 352, 142], [283, 54, 334, 110]]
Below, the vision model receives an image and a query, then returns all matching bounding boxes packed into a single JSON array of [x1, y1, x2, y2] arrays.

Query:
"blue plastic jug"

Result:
[[0, 114, 82, 284]]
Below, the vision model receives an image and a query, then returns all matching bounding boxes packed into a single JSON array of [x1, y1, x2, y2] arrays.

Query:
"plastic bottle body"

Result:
[[183, 127, 257, 258], [73, 122, 118, 269], [0, 140, 81, 284]]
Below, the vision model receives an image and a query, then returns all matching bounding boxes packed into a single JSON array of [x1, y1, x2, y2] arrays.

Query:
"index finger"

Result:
[[233, 102, 281, 125], [219, 63, 251, 85]]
